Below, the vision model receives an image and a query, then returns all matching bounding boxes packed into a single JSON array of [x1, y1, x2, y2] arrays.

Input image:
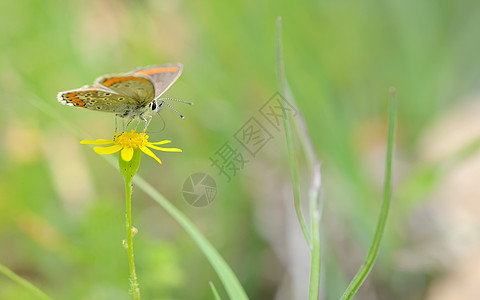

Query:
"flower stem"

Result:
[[125, 176, 140, 300], [340, 88, 397, 299], [119, 150, 142, 299], [99, 150, 247, 299], [132, 175, 249, 299]]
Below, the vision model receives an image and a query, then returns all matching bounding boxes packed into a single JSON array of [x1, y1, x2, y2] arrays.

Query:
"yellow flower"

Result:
[[80, 130, 182, 164]]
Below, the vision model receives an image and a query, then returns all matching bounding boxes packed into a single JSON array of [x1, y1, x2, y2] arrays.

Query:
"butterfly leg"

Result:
[[133, 119, 143, 132], [115, 116, 123, 133], [125, 118, 134, 131], [140, 115, 152, 133], [113, 116, 119, 140], [114, 116, 126, 139]]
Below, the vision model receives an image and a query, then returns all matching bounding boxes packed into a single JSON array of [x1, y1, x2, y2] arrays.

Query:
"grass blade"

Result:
[[210, 281, 222, 300], [276, 17, 323, 300], [0, 264, 53, 300], [276, 16, 312, 248], [340, 88, 397, 299], [132, 175, 248, 300]]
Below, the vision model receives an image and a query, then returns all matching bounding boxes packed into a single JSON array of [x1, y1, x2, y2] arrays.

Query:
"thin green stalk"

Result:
[[119, 150, 142, 299], [125, 176, 140, 299], [209, 281, 222, 300], [276, 17, 323, 300], [0, 264, 53, 300], [308, 163, 322, 300], [97, 153, 248, 300], [340, 89, 397, 300], [276, 16, 312, 248], [132, 175, 249, 300]]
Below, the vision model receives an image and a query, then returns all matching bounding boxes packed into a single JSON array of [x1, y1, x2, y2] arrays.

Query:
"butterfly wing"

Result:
[[95, 75, 155, 107], [57, 85, 136, 115], [127, 63, 183, 99]]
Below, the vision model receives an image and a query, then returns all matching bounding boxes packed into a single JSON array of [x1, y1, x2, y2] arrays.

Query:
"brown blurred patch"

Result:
[[409, 97, 480, 299]]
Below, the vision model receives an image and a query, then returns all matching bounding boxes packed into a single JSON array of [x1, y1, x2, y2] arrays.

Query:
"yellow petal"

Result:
[[147, 144, 182, 152], [140, 146, 162, 164], [121, 147, 134, 162], [93, 144, 123, 155], [80, 139, 114, 145], [148, 140, 172, 145]]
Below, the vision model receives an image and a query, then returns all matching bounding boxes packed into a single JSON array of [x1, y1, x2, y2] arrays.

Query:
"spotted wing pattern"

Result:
[[95, 75, 155, 106], [57, 86, 135, 114], [128, 63, 183, 98], [57, 63, 183, 118]]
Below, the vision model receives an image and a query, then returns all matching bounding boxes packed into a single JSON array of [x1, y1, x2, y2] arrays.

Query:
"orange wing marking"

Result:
[[133, 66, 179, 76], [102, 76, 149, 86]]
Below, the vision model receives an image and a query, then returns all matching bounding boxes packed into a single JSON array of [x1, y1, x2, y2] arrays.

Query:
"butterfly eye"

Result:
[[151, 100, 157, 111]]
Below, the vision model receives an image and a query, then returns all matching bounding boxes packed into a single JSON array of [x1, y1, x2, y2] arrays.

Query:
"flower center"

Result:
[[114, 130, 148, 148]]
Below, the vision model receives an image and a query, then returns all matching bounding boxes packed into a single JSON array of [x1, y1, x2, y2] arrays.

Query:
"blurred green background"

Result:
[[2, 0, 480, 299]]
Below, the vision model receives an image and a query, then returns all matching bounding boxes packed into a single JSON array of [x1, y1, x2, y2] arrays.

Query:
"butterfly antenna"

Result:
[[157, 97, 194, 106], [159, 100, 186, 119]]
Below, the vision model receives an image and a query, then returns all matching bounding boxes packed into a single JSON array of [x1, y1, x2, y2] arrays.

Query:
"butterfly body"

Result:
[[57, 63, 183, 123]]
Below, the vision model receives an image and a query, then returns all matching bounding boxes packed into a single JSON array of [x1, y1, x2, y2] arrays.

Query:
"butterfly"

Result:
[[57, 63, 188, 130]]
